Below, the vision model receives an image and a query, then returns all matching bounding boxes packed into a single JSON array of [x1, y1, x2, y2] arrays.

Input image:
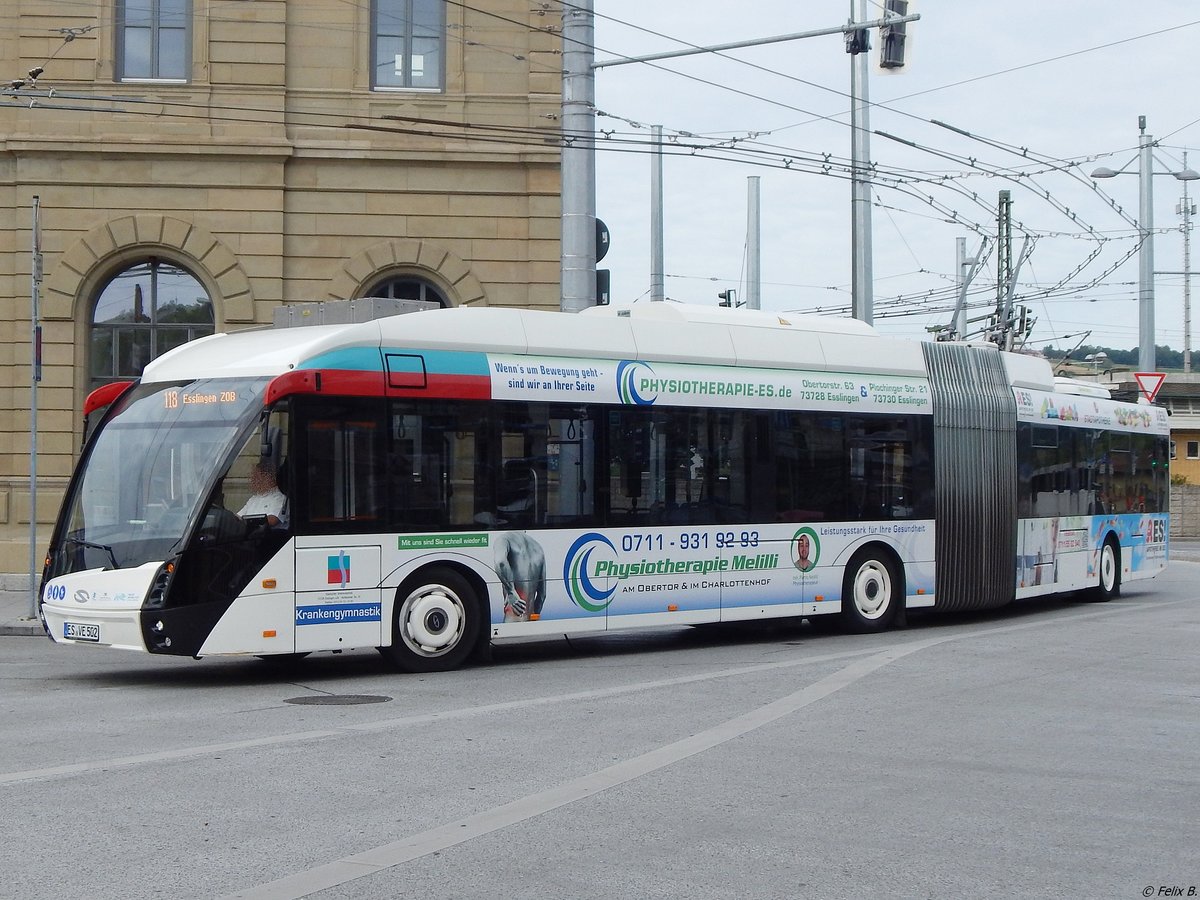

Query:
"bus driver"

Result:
[[238, 462, 288, 528]]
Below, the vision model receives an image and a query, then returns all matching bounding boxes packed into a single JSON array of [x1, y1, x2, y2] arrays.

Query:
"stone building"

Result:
[[0, 1, 563, 575]]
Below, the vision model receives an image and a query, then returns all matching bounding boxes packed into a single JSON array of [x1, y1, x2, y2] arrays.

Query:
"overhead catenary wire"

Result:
[[10, 7, 1196, 343]]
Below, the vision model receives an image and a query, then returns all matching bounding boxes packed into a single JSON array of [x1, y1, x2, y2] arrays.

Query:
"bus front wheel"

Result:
[[384, 568, 480, 673], [1086, 538, 1122, 602], [840, 549, 900, 633]]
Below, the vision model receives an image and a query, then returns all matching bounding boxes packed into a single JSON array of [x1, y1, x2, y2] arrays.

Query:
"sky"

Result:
[[588, 1, 1200, 355]]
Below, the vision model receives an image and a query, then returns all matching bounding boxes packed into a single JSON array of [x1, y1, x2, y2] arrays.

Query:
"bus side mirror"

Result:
[[260, 422, 283, 468]]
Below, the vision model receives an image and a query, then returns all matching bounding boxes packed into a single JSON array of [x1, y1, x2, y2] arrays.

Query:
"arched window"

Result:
[[362, 275, 448, 307], [90, 258, 214, 391]]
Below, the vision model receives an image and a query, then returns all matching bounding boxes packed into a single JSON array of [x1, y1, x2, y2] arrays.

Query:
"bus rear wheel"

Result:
[[384, 568, 480, 673], [840, 550, 900, 633], [1086, 538, 1121, 602]]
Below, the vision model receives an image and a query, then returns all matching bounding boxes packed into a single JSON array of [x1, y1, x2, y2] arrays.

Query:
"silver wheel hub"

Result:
[[400, 587, 465, 656], [1100, 545, 1116, 591], [852, 562, 891, 620]]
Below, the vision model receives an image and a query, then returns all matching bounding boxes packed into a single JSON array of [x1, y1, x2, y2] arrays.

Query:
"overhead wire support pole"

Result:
[[997, 190, 1013, 321], [848, 0, 873, 324], [1001, 235, 1033, 350], [1138, 118, 1156, 373], [561, 0, 597, 313], [1161, 152, 1195, 372], [29, 196, 42, 619], [1091, 117, 1199, 372], [1184, 157, 1194, 374]]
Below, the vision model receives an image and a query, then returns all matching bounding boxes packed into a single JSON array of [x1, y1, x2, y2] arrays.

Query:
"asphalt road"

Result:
[[2, 564, 1198, 900]]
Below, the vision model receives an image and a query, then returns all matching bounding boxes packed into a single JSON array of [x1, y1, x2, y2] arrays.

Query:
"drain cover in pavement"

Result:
[[284, 694, 392, 706]]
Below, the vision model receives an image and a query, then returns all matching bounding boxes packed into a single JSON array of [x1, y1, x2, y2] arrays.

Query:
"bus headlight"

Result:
[[144, 560, 177, 609]]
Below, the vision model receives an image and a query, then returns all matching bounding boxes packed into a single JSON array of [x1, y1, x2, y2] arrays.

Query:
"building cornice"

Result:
[[0, 138, 295, 158]]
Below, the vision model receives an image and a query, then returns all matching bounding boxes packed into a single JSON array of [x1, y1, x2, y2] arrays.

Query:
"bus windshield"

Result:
[[52, 377, 270, 573]]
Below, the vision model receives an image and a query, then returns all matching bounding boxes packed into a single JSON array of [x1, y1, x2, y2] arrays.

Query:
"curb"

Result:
[[0, 623, 45, 637]]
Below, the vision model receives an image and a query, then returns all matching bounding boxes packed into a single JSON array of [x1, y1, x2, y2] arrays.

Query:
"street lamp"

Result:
[[1091, 116, 1200, 373]]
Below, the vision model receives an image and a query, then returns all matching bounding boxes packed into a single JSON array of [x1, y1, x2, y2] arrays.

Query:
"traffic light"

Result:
[[880, 0, 908, 69], [718, 289, 736, 307], [596, 268, 610, 306]]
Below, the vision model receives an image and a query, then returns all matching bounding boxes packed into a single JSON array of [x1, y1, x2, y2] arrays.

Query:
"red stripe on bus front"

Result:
[[265, 369, 492, 404]]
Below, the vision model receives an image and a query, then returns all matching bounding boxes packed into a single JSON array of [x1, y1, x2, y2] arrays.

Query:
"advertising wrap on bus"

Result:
[[383, 521, 938, 633], [488, 354, 932, 413], [1013, 385, 1170, 433], [1014, 512, 1167, 597]]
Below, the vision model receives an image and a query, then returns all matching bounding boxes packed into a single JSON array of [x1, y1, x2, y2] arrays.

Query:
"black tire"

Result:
[[1085, 537, 1121, 602], [382, 567, 481, 673], [840, 549, 901, 633]]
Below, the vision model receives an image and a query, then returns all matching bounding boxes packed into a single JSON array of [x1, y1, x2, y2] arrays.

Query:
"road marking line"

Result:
[[222, 596, 1192, 899], [221, 640, 943, 900], [0, 645, 880, 787], [5, 599, 1185, 793]]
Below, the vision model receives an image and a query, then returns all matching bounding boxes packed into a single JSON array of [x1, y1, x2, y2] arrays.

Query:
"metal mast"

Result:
[[1180, 151, 1195, 373], [560, 0, 596, 312], [848, 0, 874, 323]]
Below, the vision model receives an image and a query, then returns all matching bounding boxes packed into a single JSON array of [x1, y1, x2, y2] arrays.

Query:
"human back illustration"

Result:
[[495, 532, 547, 622]]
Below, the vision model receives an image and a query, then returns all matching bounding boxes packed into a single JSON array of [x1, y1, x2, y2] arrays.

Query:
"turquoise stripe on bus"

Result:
[[301, 347, 382, 371], [421, 349, 489, 375], [300, 347, 489, 375]]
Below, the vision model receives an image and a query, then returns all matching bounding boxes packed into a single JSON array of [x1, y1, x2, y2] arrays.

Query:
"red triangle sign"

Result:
[[1134, 372, 1166, 403]]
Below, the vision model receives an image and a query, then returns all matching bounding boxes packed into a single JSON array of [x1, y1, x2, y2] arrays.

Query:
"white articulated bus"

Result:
[[38, 302, 1170, 671]]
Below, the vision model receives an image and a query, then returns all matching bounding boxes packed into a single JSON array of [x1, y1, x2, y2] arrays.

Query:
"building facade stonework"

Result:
[[0, 1, 563, 573]]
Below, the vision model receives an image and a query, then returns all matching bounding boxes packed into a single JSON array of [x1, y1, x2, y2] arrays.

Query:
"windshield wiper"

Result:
[[63, 537, 120, 570]]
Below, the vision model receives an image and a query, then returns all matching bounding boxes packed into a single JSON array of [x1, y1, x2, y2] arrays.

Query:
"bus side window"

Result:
[[389, 410, 449, 529], [846, 416, 921, 521], [297, 400, 385, 532], [544, 407, 594, 527], [608, 411, 650, 524]]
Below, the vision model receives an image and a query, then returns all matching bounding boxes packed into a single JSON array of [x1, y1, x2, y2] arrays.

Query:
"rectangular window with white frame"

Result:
[[1188, 440, 1199, 460], [373, 0, 445, 90], [116, 0, 191, 81]]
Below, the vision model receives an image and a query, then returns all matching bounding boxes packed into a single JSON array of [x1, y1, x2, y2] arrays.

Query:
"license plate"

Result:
[[64, 622, 100, 642]]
